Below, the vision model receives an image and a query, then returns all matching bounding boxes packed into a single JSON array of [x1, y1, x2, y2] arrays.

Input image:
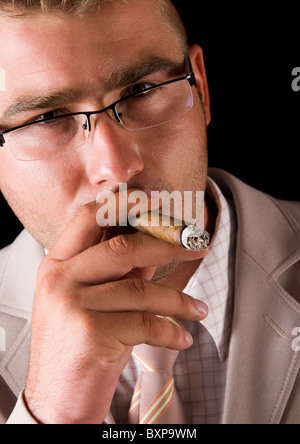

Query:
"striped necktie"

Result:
[[128, 344, 188, 424]]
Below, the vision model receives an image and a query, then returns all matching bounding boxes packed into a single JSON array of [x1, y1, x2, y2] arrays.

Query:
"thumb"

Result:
[[47, 201, 103, 261]]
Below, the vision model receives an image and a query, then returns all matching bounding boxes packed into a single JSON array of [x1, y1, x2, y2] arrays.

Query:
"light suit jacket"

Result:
[[0, 169, 299, 424]]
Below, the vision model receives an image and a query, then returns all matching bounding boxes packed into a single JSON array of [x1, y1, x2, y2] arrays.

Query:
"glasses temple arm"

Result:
[[0, 133, 5, 147], [184, 56, 196, 86]]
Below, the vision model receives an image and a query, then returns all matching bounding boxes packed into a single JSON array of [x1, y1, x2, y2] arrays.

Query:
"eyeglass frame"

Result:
[[0, 56, 196, 150]]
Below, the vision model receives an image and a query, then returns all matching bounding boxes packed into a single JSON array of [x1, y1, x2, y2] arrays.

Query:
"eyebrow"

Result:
[[0, 89, 85, 128], [105, 56, 183, 91], [0, 56, 183, 128]]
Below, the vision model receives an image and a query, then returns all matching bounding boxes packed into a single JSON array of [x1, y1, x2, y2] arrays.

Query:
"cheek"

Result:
[[137, 110, 207, 180], [0, 155, 85, 249], [2, 161, 54, 201], [0, 153, 80, 223], [137, 122, 186, 164]]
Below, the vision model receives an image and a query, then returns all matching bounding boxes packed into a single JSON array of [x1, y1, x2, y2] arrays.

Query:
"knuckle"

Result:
[[38, 267, 64, 298], [177, 290, 188, 308], [142, 312, 163, 339], [36, 263, 80, 311], [107, 234, 134, 256], [77, 309, 98, 337], [126, 278, 147, 299]]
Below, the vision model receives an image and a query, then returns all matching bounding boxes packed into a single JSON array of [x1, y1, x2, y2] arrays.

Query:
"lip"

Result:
[[82, 186, 166, 203], [98, 187, 166, 243], [75, 186, 167, 227]]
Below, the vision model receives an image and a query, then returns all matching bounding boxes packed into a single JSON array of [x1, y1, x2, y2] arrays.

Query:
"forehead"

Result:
[[0, 0, 183, 106]]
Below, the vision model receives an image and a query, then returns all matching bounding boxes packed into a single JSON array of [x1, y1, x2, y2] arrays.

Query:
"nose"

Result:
[[83, 115, 145, 187]]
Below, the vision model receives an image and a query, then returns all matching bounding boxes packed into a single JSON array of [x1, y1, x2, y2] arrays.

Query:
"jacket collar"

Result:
[[209, 169, 300, 424], [0, 230, 44, 396]]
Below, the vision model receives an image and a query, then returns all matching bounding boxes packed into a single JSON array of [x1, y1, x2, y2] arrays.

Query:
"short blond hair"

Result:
[[0, 0, 188, 49], [0, 0, 110, 15]]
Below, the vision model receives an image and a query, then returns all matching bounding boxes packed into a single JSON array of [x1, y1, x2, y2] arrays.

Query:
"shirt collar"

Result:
[[183, 177, 236, 361]]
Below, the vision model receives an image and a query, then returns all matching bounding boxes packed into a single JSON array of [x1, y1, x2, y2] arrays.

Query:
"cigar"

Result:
[[129, 211, 210, 252]]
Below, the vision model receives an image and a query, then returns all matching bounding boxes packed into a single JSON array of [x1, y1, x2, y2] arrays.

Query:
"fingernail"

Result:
[[194, 300, 209, 318], [185, 331, 194, 346]]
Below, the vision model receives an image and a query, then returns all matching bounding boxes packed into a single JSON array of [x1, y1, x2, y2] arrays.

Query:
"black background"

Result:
[[0, 3, 299, 249], [173, 2, 299, 199]]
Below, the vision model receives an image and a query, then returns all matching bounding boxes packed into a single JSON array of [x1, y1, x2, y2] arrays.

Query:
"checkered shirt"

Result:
[[110, 178, 237, 424]]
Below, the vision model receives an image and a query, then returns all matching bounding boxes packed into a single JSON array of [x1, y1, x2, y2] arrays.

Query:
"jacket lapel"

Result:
[[223, 249, 300, 424], [210, 169, 300, 424], [0, 230, 44, 397]]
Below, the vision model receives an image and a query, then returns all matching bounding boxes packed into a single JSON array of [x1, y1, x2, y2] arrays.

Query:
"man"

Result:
[[0, 0, 299, 424]]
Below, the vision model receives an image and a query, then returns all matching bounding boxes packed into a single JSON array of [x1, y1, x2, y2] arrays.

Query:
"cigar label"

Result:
[[129, 211, 210, 252]]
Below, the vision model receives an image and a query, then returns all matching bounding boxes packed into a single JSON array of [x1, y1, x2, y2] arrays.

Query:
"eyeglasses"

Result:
[[0, 58, 196, 161]]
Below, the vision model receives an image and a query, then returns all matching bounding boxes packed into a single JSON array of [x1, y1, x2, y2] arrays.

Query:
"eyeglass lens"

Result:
[[6, 78, 193, 161]]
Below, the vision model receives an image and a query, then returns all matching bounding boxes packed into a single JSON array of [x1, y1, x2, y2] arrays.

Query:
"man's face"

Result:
[[0, 0, 209, 250]]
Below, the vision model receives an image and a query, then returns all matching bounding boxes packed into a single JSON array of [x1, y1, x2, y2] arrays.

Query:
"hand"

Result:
[[24, 199, 209, 424]]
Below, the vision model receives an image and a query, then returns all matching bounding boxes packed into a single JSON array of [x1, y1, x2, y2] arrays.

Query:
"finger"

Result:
[[122, 266, 158, 281], [76, 279, 209, 321], [94, 311, 194, 353], [47, 188, 155, 261], [68, 232, 209, 285], [47, 201, 104, 261]]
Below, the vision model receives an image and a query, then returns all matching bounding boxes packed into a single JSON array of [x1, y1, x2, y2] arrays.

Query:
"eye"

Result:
[[29, 110, 67, 125], [122, 82, 155, 98], [34, 111, 57, 122]]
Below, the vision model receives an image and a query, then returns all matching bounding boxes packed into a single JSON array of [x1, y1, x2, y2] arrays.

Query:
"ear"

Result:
[[188, 44, 211, 126]]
